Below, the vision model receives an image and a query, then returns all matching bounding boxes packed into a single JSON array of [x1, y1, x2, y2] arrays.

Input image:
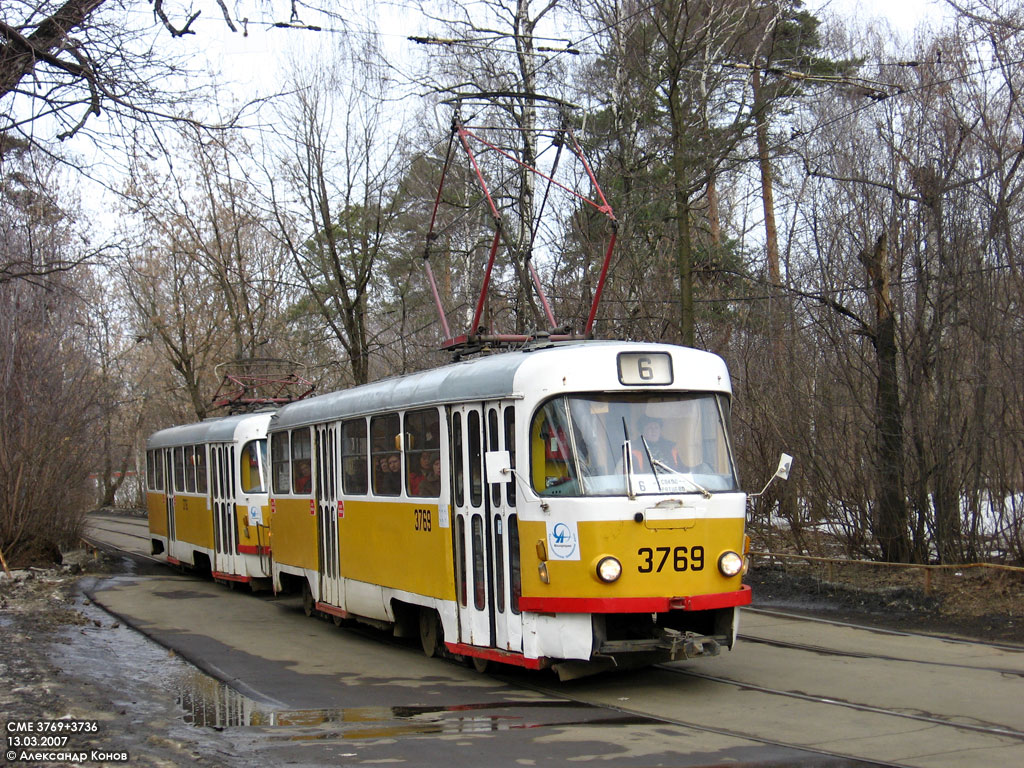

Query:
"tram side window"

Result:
[[468, 410, 483, 507], [341, 419, 368, 495], [153, 450, 163, 491], [530, 400, 575, 494], [508, 514, 521, 615], [452, 413, 464, 507], [173, 447, 185, 493], [184, 446, 197, 493], [371, 413, 401, 496], [271, 432, 290, 495], [292, 428, 312, 495], [215, 446, 225, 497], [240, 440, 266, 493], [471, 515, 485, 609], [195, 445, 208, 494], [405, 408, 440, 498], [146, 451, 155, 491], [504, 407, 516, 507], [494, 514, 505, 613], [488, 408, 500, 507]]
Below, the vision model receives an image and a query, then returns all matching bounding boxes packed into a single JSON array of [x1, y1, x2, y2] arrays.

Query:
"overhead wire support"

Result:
[[423, 121, 459, 341], [421, 95, 618, 355], [454, 117, 506, 334], [209, 359, 315, 413]]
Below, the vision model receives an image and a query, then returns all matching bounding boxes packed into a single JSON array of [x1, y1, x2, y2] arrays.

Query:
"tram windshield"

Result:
[[530, 393, 738, 496]]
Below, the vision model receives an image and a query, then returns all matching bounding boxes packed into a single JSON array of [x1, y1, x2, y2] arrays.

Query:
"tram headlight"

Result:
[[596, 556, 622, 583], [718, 551, 744, 577]]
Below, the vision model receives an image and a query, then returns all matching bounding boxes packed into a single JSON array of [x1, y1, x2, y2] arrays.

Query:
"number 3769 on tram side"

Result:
[[266, 340, 766, 678]]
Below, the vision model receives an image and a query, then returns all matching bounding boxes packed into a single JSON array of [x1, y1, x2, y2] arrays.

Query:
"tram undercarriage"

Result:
[[549, 607, 738, 680]]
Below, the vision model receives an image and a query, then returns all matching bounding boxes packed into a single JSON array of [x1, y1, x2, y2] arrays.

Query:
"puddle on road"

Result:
[[174, 669, 635, 739], [66, 581, 646, 742]]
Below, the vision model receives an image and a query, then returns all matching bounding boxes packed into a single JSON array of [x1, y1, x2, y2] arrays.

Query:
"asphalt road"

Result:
[[83, 512, 1024, 767]]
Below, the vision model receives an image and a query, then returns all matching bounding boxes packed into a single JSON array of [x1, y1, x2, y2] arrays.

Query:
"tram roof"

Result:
[[270, 340, 730, 432], [146, 411, 273, 450]]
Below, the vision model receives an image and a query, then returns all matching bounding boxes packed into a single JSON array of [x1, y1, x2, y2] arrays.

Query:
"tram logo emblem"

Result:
[[548, 521, 579, 560]]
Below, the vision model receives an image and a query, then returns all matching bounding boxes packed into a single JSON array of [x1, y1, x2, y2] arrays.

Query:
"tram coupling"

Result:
[[657, 628, 723, 660], [597, 628, 725, 663]]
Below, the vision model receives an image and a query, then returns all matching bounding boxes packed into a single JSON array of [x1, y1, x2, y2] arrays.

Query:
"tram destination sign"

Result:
[[617, 352, 673, 386]]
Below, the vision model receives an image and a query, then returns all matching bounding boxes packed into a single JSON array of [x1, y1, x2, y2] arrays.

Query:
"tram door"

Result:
[[451, 404, 490, 646], [450, 401, 522, 651], [164, 449, 177, 555], [211, 444, 237, 575], [316, 423, 343, 607], [484, 401, 522, 653]]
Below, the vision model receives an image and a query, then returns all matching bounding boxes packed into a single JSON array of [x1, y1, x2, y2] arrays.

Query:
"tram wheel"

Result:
[[302, 581, 314, 618], [472, 655, 489, 674], [419, 609, 441, 658], [332, 614, 344, 627]]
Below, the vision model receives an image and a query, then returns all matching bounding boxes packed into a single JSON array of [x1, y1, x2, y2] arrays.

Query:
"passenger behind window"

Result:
[[408, 451, 433, 495], [294, 458, 312, 494], [376, 453, 401, 495], [419, 453, 441, 497], [385, 453, 401, 494]]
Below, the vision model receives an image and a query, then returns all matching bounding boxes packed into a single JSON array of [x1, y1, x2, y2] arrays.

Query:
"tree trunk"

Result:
[[862, 233, 911, 562], [0, 0, 105, 98], [752, 68, 781, 286], [669, 82, 694, 347]]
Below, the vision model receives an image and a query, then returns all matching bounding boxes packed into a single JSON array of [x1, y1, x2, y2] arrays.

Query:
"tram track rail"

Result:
[[85, 523, 150, 543], [498, 648, 1024, 768], [746, 607, 1024, 653], [82, 515, 164, 565], [503, 672, 906, 768], [736, 633, 1024, 676], [657, 665, 1024, 742], [321, 617, 908, 767]]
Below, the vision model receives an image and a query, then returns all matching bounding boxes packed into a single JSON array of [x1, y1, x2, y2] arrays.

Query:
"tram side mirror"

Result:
[[775, 453, 793, 481], [485, 450, 512, 484], [750, 453, 794, 500]]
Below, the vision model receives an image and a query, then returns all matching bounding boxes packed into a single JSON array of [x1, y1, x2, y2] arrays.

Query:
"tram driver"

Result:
[[638, 417, 679, 471], [634, 414, 714, 476]]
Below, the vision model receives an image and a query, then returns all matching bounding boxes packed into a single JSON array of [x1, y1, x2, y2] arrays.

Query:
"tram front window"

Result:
[[530, 393, 738, 496]]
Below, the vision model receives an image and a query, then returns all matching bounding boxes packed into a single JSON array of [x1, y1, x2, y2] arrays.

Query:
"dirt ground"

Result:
[[1, 545, 1021, 766], [746, 557, 1024, 644], [0, 553, 252, 767]]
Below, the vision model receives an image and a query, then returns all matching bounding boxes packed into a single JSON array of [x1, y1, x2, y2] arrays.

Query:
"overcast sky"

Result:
[[805, 0, 954, 35]]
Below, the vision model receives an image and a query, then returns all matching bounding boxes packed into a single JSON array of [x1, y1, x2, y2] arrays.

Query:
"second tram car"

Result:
[[266, 340, 752, 676], [145, 411, 273, 586]]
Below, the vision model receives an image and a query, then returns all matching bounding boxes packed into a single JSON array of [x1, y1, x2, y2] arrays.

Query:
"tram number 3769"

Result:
[[637, 546, 705, 573], [414, 508, 432, 532]]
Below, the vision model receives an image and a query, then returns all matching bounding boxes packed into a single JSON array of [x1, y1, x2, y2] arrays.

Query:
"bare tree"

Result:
[[1, 0, 348, 145], [119, 129, 292, 419], [265, 36, 407, 385], [0, 134, 106, 282], [751, 7, 1024, 564], [0, 144, 105, 563]]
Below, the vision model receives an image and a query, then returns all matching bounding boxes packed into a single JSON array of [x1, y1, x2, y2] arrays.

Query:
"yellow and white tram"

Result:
[[145, 411, 273, 586], [266, 340, 752, 675]]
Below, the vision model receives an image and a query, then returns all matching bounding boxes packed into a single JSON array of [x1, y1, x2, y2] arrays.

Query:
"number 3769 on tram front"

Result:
[[265, 340, 783, 679]]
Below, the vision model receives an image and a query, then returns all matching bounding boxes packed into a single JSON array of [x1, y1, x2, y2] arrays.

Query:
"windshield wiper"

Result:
[[639, 435, 664, 492], [641, 436, 712, 498], [621, 417, 636, 499]]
